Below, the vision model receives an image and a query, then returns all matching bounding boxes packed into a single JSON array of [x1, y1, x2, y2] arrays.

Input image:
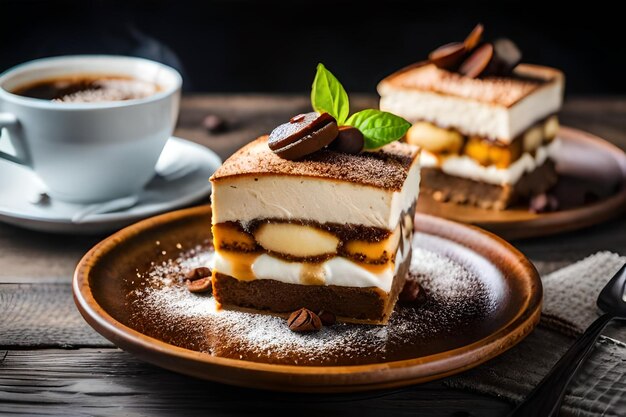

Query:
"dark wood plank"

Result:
[[0, 348, 512, 417], [0, 223, 102, 281], [0, 283, 109, 348]]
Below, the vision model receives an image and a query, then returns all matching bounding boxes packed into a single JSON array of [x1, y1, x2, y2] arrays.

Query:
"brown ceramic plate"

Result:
[[74, 205, 541, 392], [417, 126, 626, 240]]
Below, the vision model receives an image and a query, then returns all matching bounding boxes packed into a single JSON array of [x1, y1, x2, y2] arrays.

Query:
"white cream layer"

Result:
[[379, 80, 563, 143], [211, 158, 421, 230], [420, 139, 561, 185], [213, 234, 409, 293]]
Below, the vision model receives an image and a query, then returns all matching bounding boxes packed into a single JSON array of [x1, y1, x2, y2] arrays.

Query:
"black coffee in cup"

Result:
[[12, 75, 160, 103]]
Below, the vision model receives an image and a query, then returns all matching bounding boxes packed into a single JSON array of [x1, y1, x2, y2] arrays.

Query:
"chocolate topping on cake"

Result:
[[212, 136, 420, 191], [331, 126, 365, 154], [268, 112, 339, 160]]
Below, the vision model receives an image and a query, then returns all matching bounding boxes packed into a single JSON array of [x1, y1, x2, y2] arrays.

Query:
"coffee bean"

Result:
[[464, 23, 484, 51], [529, 193, 559, 213], [459, 43, 494, 78], [330, 126, 364, 154], [185, 267, 212, 281], [290, 113, 306, 123], [287, 308, 322, 332], [429, 42, 467, 70], [317, 310, 337, 326], [491, 38, 522, 75], [268, 112, 338, 160], [399, 279, 426, 304], [30, 192, 50, 206], [186, 277, 212, 293], [203, 114, 227, 133], [269, 112, 335, 150]]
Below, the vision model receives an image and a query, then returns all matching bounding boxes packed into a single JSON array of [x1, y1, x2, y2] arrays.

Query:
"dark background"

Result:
[[0, 0, 623, 95]]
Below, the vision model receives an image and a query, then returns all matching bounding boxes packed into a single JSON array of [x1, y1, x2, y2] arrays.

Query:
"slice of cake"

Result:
[[210, 136, 420, 324], [378, 26, 564, 210]]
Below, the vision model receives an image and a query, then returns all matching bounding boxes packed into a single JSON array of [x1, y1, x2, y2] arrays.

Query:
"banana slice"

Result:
[[254, 223, 339, 258], [544, 116, 559, 140], [406, 122, 463, 154], [523, 125, 544, 153]]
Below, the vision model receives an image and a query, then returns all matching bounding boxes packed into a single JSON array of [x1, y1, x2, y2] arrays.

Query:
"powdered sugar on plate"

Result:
[[126, 233, 505, 366]]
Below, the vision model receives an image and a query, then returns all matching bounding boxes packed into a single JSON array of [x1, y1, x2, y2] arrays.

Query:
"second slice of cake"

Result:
[[378, 26, 565, 210], [210, 136, 420, 324]]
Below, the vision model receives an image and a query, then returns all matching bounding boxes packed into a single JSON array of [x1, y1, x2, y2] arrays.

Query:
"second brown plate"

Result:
[[74, 205, 541, 392], [417, 126, 626, 240]]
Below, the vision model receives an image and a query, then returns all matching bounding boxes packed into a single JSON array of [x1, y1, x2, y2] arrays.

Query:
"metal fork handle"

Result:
[[508, 313, 614, 417]]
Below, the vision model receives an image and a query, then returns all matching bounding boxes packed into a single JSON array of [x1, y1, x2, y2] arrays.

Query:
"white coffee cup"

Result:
[[0, 55, 182, 203]]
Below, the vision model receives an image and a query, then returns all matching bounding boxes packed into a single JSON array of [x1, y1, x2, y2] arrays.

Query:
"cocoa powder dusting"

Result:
[[211, 137, 419, 191], [125, 233, 502, 366]]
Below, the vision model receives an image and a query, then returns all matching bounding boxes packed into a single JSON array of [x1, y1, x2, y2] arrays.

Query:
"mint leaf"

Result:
[[311, 63, 350, 124], [346, 109, 411, 150]]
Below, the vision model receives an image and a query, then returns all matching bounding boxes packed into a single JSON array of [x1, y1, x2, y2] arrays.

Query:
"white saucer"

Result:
[[0, 137, 221, 234]]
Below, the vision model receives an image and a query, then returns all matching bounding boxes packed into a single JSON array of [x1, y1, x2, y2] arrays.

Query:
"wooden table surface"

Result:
[[1, 95, 625, 416]]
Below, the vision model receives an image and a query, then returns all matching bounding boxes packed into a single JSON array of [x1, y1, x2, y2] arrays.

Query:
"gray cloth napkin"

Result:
[[445, 251, 626, 417]]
